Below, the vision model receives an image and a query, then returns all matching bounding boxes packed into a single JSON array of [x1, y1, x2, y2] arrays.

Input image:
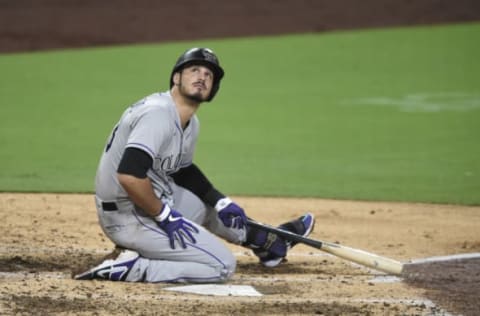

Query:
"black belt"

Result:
[[101, 202, 118, 211]]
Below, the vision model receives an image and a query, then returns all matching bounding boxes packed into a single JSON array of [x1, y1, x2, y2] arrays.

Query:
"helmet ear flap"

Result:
[[170, 48, 225, 102]]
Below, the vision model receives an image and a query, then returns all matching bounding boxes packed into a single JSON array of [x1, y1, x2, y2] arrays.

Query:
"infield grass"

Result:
[[1, 23, 479, 204]]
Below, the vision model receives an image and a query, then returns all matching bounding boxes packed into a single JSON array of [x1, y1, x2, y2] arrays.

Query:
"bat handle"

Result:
[[247, 219, 324, 249]]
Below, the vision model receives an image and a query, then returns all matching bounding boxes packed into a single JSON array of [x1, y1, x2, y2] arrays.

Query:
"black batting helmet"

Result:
[[170, 47, 225, 102]]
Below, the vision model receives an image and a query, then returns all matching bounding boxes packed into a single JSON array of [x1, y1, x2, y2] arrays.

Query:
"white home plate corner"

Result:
[[163, 284, 263, 297]]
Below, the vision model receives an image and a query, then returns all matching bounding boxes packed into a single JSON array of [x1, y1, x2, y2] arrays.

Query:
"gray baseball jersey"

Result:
[[95, 91, 197, 203], [94, 91, 245, 283]]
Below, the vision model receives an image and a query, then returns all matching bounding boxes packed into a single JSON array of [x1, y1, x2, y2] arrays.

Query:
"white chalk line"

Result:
[[407, 252, 480, 264]]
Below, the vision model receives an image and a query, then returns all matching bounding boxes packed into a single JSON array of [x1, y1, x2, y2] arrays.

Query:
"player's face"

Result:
[[177, 65, 214, 103]]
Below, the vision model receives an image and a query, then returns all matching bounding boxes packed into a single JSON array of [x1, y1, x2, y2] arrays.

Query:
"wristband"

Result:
[[214, 197, 233, 212], [204, 187, 226, 207], [154, 204, 171, 222]]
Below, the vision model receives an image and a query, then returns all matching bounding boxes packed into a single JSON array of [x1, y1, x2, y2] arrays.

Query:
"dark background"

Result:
[[1, 0, 479, 53]]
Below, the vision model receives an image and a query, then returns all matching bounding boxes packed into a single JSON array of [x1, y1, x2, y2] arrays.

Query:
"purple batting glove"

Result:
[[215, 197, 247, 229], [155, 204, 199, 249]]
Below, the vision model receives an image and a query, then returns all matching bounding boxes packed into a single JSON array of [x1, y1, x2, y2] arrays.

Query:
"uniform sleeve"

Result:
[[125, 107, 171, 159]]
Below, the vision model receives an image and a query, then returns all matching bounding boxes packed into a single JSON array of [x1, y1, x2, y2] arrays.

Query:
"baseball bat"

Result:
[[247, 219, 404, 275]]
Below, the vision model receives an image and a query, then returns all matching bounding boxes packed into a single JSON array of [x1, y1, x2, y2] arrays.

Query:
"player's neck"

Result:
[[172, 96, 199, 129], [176, 102, 198, 129]]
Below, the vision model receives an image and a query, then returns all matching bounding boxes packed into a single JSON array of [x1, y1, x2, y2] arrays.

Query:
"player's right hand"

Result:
[[155, 205, 199, 249], [215, 197, 248, 229]]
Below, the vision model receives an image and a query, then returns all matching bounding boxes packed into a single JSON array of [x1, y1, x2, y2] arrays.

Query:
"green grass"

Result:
[[1, 23, 479, 204]]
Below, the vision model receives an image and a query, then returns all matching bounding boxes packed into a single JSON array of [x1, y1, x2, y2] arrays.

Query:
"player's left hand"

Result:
[[155, 205, 199, 249], [215, 197, 247, 229]]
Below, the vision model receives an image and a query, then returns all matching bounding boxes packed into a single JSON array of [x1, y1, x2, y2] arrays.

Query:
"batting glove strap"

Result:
[[215, 197, 248, 229], [154, 204, 171, 222], [154, 205, 199, 249], [214, 197, 233, 212]]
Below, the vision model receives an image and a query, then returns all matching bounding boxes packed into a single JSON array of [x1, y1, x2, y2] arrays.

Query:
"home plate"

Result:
[[164, 284, 263, 297]]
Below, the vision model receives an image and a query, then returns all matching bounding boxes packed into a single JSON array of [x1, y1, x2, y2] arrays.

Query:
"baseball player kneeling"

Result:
[[74, 48, 315, 283]]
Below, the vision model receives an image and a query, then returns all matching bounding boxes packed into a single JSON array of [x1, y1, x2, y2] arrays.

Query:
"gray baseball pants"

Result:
[[95, 182, 246, 283]]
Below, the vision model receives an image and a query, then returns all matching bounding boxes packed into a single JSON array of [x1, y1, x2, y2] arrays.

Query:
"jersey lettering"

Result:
[[155, 154, 182, 172], [105, 125, 119, 152]]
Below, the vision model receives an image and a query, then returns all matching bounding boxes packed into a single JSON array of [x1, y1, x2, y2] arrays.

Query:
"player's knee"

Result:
[[218, 252, 237, 282]]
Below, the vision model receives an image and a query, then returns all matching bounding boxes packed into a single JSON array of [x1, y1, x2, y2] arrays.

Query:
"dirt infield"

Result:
[[1, 193, 479, 315]]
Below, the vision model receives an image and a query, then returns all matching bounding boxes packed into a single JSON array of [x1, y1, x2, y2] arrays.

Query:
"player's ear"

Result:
[[173, 72, 181, 86]]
